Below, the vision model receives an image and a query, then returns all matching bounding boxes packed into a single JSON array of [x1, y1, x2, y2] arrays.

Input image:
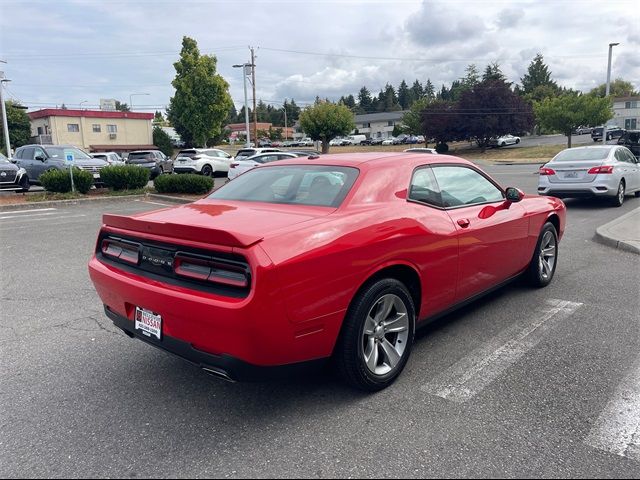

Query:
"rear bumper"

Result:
[[538, 178, 618, 198], [174, 166, 200, 174], [105, 306, 325, 381]]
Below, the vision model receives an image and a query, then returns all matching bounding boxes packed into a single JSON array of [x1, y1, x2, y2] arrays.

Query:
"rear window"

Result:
[[177, 150, 199, 158], [553, 148, 609, 162], [209, 165, 359, 207], [128, 152, 154, 162], [236, 149, 257, 159]]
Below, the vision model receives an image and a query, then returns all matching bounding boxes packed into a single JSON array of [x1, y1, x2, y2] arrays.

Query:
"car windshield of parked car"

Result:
[[128, 152, 154, 163], [210, 165, 359, 207], [236, 149, 256, 160], [47, 147, 91, 160], [553, 148, 609, 162]]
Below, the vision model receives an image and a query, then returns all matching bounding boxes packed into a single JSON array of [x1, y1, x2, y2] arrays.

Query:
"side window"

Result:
[[615, 149, 631, 163], [22, 147, 35, 160], [408, 167, 442, 207], [432, 166, 504, 207], [34, 147, 46, 159], [15, 148, 24, 159]]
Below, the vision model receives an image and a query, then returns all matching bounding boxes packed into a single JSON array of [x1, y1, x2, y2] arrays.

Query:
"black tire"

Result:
[[19, 175, 30, 192], [525, 222, 558, 288], [516, 138, 520, 144], [612, 180, 625, 207], [335, 278, 415, 392], [202, 164, 213, 177]]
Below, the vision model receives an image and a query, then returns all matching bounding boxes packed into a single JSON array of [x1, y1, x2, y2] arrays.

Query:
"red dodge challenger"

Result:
[[89, 153, 565, 391]]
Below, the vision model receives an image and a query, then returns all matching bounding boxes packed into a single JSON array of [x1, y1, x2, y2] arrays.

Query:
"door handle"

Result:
[[457, 218, 471, 228]]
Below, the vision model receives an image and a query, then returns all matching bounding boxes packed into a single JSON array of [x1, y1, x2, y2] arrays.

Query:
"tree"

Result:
[[357, 86, 373, 113], [482, 62, 508, 84], [462, 64, 480, 89], [402, 97, 431, 139], [424, 79, 435, 100], [226, 103, 237, 124], [153, 111, 166, 125], [457, 79, 534, 151], [299, 102, 355, 153], [398, 80, 412, 109], [411, 80, 424, 101], [521, 54, 558, 96], [115, 101, 130, 112], [0, 101, 31, 155], [167, 36, 233, 147], [285, 99, 301, 123], [535, 94, 612, 147], [421, 100, 460, 148], [589, 78, 639, 98], [153, 126, 174, 156]]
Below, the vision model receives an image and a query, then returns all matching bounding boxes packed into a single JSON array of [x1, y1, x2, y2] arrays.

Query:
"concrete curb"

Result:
[[594, 207, 640, 255], [146, 193, 196, 204], [0, 194, 147, 212]]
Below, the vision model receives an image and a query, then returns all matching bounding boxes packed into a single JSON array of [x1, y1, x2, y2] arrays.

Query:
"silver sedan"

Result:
[[538, 145, 640, 207]]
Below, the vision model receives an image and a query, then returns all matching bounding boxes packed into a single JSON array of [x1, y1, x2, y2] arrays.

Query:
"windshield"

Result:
[[236, 149, 257, 159], [553, 148, 609, 162], [209, 165, 359, 207], [47, 147, 91, 160], [0, 152, 9, 164]]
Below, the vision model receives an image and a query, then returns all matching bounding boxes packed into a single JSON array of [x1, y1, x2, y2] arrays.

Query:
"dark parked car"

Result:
[[592, 126, 625, 142], [126, 150, 173, 179], [14, 144, 108, 184], [370, 138, 384, 146], [617, 130, 640, 158], [0, 152, 30, 191]]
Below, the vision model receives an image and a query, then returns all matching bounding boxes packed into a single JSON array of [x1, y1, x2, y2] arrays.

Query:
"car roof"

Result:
[[129, 150, 160, 154], [263, 152, 473, 170]]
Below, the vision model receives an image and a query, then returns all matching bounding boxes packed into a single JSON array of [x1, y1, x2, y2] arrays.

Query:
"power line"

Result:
[[1, 46, 247, 60]]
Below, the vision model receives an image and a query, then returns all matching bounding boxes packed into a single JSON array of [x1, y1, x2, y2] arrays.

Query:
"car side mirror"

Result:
[[505, 187, 525, 203], [35, 155, 46, 162]]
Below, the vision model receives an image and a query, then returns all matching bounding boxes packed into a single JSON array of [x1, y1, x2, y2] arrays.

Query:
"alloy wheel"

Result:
[[361, 294, 409, 376], [538, 231, 557, 281]]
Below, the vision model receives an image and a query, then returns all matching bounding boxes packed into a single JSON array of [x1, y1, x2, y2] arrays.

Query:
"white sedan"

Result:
[[489, 134, 521, 147], [382, 138, 395, 146], [228, 152, 299, 181]]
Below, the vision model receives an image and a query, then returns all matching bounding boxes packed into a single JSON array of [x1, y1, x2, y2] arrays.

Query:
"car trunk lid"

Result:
[[102, 200, 335, 248], [547, 159, 605, 183]]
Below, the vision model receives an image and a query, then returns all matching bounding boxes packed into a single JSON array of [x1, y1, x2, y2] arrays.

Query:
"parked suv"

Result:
[[174, 148, 234, 177], [592, 125, 625, 142], [617, 130, 640, 158], [126, 150, 173, 179], [0, 152, 30, 191], [14, 145, 108, 184], [90, 152, 124, 165]]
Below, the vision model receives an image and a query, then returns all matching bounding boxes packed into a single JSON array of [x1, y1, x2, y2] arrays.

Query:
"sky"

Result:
[[0, 0, 638, 114]]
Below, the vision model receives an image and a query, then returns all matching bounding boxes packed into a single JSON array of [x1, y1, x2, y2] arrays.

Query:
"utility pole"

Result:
[[0, 66, 12, 157], [250, 47, 258, 145], [283, 101, 288, 141]]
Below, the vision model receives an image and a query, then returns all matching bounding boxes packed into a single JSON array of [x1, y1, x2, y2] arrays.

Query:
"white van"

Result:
[[347, 134, 367, 145]]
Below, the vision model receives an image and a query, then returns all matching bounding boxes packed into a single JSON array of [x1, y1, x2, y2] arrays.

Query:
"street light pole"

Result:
[[605, 42, 620, 97], [129, 93, 150, 111], [233, 63, 252, 147], [0, 71, 12, 157], [283, 100, 288, 141]]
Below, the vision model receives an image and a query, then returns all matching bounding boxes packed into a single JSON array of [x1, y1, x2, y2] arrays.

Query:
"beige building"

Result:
[[612, 96, 639, 131], [28, 108, 155, 152]]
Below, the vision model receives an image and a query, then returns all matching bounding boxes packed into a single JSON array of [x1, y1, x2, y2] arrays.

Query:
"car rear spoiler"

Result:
[[102, 214, 263, 248]]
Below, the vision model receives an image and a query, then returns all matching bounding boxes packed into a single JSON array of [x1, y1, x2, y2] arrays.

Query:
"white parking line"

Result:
[[584, 356, 640, 461], [422, 299, 583, 403], [0, 208, 56, 215], [0, 212, 59, 220], [141, 201, 171, 207], [0, 214, 87, 227]]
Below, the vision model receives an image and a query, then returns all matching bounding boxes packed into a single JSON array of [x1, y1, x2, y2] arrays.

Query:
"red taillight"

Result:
[[174, 254, 249, 288], [588, 165, 614, 174], [101, 238, 140, 265], [539, 167, 556, 176]]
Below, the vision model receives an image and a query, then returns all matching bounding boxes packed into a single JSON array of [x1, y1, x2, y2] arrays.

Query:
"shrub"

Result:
[[100, 165, 150, 191], [153, 174, 214, 195], [39, 167, 93, 194], [435, 142, 449, 154]]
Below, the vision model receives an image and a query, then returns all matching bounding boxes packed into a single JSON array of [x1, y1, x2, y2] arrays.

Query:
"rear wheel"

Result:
[[201, 165, 213, 177], [526, 222, 558, 288], [612, 180, 625, 207], [516, 138, 520, 144], [335, 278, 415, 392]]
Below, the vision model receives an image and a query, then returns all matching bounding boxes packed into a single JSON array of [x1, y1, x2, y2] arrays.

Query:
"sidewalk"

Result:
[[595, 207, 640, 255]]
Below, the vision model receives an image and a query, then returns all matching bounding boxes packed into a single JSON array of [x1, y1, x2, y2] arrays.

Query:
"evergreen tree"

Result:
[[411, 80, 424, 101], [424, 79, 435, 100], [521, 54, 558, 96], [463, 64, 480, 88], [482, 62, 508, 84], [357, 86, 373, 113], [226, 103, 237, 124], [398, 80, 411, 109]]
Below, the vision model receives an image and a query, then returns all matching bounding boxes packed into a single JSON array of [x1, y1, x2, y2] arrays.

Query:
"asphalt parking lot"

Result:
[[1, 165, 639, 478]]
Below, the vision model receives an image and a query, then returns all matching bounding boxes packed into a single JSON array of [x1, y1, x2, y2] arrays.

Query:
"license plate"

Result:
[[564, 172, 579, 179], [93, 173, 100, 179], [135, 307, 162, 340]]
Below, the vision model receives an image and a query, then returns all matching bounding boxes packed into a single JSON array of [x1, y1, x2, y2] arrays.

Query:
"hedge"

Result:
[[39, 168, 93, 194], [100, 165, 150, 190], [153, 174, 214, 195]]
